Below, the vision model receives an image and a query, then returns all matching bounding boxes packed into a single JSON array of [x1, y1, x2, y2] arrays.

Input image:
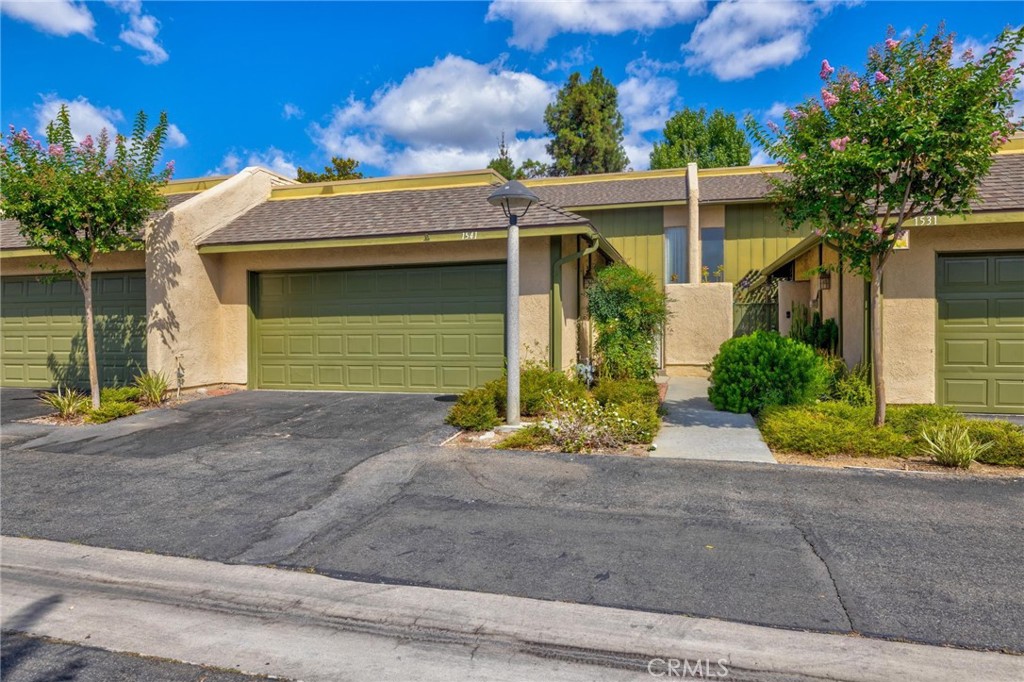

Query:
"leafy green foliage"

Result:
[[709, 332, 827, 413], [833, 373, 874, 407], [134, 371, 169, 405], [746, 26, 1023, 425], [296, 157, 363, 183], [495, 425, 552, 450], [790, 308, 838, 353], [587, 263, 668, 381], [592, 378, 660, 407], [487, 133, 548, 179], [1, 105, 171, 408], [760, 403, 1023, 466], [650, 107, 751, 169], [545, 67, 628, 176], [38, 386, 90, 420], [920, 423, 993, 469], [100, 386, 143, 404], [613, 401, 660, 444], [86, 400, 140, 424], [445, 388, 500, 431]]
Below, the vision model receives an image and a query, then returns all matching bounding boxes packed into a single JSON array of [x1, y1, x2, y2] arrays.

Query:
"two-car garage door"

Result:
[[937, 252, 1024, 414], [253, 263, 506, 392], [1, 271, 147, 388]]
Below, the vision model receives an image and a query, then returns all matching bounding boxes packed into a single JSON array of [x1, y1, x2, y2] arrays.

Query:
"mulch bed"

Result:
[[774, 451, 1024, 478], [20, 385, 243, 426]]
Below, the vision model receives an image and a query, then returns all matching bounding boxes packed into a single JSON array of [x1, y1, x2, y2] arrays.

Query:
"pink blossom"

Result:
[[787, 109, 805, 119], [962, 48, 975, 62], [849, 80, 861, 92], [798, 153, 807, 160], [822, 89, 839, 109], [875, 71, 890, 84], [47, 144, 64, 158], [871, 223, 884, 235], [885, 38, 900, 50], [830, 136, 851, 152], [766, 120, 780, 133], [861, 137, 868, 144], [165, 160, 176, 176], [820, 59, 835, 80], [79, 135, 94, 151], [1000, 68, 1016, 85], [16, 128, 30, 142]]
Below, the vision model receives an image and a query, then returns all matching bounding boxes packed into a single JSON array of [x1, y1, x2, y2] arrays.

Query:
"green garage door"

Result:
[[254, 264, 506, 392], [1, 271, 147, 388], [937, 252, 1024, 414]]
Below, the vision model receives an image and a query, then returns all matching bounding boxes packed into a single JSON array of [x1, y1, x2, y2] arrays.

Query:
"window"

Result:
[[702, 227, 725, 281], [665, 227, 687, 283]]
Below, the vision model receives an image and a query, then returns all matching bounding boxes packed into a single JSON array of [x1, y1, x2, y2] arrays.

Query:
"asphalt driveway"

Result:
[[2, 389, 1022, 653]]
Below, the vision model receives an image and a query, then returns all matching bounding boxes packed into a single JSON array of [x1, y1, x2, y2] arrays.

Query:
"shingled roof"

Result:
[[528, 175, 686, 208], [0, 191, 200, 251], [973, 153, 1024, 211], [199, 182, 589, 247]]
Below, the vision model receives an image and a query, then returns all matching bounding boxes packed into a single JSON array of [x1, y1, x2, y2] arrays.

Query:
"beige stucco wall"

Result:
[[880, 221, 1024, 405], [211, 236, 554, 386], [1, 250, 145, 277], [664, 282, 733, 368], [146, 167, 291, 387], [777, 280, 811, 337], [663, 204, 725, 229], [841, 271, 866, 367]]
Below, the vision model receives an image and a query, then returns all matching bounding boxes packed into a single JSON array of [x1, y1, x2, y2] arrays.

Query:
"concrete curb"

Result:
[[3, 537, 1021, 681]]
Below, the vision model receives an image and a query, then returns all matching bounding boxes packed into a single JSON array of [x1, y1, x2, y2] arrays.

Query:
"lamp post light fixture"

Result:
[[487, 180, 540, 426]]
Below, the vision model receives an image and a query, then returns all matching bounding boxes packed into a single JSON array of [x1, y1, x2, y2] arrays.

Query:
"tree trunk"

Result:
[[870, 257, 886, 427], [81, 268, 101, 410]]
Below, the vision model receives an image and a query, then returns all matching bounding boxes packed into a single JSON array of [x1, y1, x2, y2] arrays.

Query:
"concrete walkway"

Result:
[[653, 377, 776, 463], [5, 537, 1022, 682]]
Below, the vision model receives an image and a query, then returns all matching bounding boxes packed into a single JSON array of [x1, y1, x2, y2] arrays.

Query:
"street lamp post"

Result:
[[487, 180, 540, 426]]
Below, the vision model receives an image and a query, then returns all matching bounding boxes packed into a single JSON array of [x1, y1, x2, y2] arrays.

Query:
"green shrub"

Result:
[[445, 388, 500, 431], [86, 400, 139, 424], [708, 332, 828, 414], [587, 263, 668, 381], [484, 364, 586, 417], [920, 423, 993, 469], [833, 374, 874, 407], [134, 371, 169, 405], [612, 401, 660, 444], [38, 386, 90, 420], [495, 425, 552, 450], [542, 394, 626, 453], [100, 386, 142, 404], [884, 404, 961, 437], [592, 378, 660, 407], [759, 403, 915, 457], [963, 420, 1024, 466]]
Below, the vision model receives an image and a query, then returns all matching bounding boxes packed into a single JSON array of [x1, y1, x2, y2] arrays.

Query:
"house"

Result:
[[2, 141, 1021, 414]]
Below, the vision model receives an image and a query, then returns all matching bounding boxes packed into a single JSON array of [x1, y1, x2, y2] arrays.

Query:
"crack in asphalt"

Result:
[[790, 519, 855, 633]]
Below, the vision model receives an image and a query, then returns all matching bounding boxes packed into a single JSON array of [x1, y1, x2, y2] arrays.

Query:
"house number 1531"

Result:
[[913, 215, 939, 226]]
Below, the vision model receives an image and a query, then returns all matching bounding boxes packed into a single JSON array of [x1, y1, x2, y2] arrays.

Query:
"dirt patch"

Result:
[[774, 451, 1024, 478], [448, 429, 651, 457], [20, 385, 242, 426]]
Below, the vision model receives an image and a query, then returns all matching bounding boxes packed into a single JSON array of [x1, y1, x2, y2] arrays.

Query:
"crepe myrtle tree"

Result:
[[0, 105, 172, 408], [747, 25, 1023, 426]]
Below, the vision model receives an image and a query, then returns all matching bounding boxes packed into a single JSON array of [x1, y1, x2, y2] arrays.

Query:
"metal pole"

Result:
[[506, 214, 521, 426]]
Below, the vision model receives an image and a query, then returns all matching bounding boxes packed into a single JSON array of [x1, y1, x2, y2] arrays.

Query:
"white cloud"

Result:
[[765, 101, 789, 120], [487, 0, 707, 51], [310, 55, 555, 174], [617, 56, 681, 170], [543, 45, 590, 73], [166, 123, 187, 148], [107, 0, 168, 64], [216, 148, 297, 178], [684, 0, 855, 81], [750, 147, 774, 166], [282, 103, 305, 120], [34, 95, 123, 142], [1, 1, 95, 37]]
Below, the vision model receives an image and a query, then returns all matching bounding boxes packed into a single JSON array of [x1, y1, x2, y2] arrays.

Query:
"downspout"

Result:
[[551, 234, 600, 370]]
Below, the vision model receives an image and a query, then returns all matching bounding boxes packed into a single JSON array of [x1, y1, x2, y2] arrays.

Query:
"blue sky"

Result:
[[2, 1, 1021, 179]]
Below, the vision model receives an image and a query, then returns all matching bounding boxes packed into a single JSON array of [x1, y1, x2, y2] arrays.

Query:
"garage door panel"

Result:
[[937, 252, 1023, 414], [254, 264, 505, 392]]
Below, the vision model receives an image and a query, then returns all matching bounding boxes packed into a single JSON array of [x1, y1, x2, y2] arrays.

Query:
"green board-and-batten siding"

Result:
[[577, 207, 665, 288], [0, 271, 147, 388], [252, 263, 506, 392], [724, 204, 812, 284]]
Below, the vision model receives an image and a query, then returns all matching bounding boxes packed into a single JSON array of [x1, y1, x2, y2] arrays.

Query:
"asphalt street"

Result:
[[2, 388, 1022, 654]]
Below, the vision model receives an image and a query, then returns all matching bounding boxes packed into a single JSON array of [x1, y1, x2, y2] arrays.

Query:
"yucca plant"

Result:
[[38, 386, 90, 420], [920, 423, 994, 469], [133, 371, 169, 406]]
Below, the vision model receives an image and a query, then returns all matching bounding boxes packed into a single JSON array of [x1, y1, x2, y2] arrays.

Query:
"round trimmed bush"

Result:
[[708, 331, 827, 414]]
